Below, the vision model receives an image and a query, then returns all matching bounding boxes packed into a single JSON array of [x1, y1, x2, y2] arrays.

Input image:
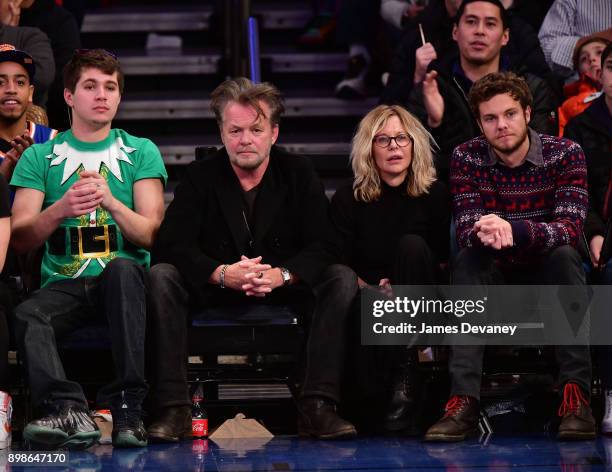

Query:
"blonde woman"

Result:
[[331, 104, 449, 433]]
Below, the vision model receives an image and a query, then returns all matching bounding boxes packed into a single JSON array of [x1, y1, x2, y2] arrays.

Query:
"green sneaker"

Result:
[[111, 406, 147, 448], [24, 405, 100, 449]]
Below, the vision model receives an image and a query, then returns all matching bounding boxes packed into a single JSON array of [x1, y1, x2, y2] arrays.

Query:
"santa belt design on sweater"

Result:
[[48, 224, 138, 257]]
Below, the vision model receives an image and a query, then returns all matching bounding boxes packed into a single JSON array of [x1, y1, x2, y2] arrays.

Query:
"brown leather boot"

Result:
[[297, 397, 357, 440], [147, 406, 192, 442], [424, 395, 479, 442], [557, 382, 596, 440]]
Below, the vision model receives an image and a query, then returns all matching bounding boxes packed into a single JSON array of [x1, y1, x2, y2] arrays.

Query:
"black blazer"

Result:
[[152, 146, 335, 301]]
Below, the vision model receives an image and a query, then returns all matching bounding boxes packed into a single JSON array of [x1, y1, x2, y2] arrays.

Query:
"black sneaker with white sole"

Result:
[[112, 396, 147, 448]]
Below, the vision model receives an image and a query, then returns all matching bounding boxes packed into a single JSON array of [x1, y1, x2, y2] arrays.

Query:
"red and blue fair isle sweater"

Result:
[[451, 129, 588, 266]]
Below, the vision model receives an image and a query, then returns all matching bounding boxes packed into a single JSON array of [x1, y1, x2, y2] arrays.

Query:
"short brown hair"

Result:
[[210, 77, 284, 127], [468, 72, 532, 119], [63, 49, 124, 94]]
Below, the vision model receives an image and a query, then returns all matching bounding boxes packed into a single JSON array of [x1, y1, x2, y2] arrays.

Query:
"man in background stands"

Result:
[[0, 0, 55, 107], [564, 43, 612, 434], [400, 0, 558, 181], [0, 44, 56, 180]]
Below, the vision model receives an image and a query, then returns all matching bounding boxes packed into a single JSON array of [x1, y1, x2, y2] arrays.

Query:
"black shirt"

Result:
[[331, 179, 449, 283], [240, 185, 259, 255]]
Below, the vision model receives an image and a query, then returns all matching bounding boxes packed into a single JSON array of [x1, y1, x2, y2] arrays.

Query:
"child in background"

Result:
[[558, 30, 611, 136]]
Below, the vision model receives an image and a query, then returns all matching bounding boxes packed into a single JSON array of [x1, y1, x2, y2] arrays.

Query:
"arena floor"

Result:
[[5, 434, 611, 471]]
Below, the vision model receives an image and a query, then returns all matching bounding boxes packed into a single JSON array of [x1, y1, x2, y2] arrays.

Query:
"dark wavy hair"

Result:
[[468, 72, 532, 119], [210, 77, 285, 127]]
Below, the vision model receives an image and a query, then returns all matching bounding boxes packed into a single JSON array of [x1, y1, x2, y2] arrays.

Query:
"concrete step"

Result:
[[119, 50, 220, 75], [158, 141, 350, 166], [116, 96, 376, 120], [118, 50, 347, 75], [82, 8, 212, 33], [82, 5, 309, 33]]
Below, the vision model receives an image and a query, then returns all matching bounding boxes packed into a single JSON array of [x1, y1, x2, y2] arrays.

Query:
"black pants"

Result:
[[0, 279, 14, 392], [0, 304, 8, 392], [304, 234, 440, 402], [147, 263, 190, 409], [449, 245, 591, 400], [149, 235, 439, 407], [14, 258, 148, 412], [146, 263, 320, 407]]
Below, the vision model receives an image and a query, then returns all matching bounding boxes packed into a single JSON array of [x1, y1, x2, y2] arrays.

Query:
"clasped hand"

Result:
[[57, 171, 115, 218], [223, 255, 284, 297], [473, 214, 513, 250]]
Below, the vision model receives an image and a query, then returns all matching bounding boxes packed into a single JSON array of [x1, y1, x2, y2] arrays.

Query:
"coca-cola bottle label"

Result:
[[192, 418, 208, 437]]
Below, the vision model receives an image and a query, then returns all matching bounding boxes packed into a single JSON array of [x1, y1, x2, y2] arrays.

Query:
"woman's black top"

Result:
[[330, 179, 450, 284]]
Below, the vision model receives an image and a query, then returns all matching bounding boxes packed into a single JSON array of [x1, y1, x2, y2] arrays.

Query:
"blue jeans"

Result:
[[14, 258, 148, 412]]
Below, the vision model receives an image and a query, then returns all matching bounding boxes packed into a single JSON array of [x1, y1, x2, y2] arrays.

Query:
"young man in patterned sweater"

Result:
[[425, 72, 594, 442]]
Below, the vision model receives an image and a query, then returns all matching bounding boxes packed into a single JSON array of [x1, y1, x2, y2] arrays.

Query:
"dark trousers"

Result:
[[145, 263, 319, 408], [303, 234, 439, 402], [449, 245, 592, 400], [0, 280, 14, 391], [301, 263, 359, 402], [149, 235, 439, 407], [14, 258, 148, 411], [596, 261, 612, 389], [146, 263, 190, 409], [0, 307, 7, 392], [147, 262, 360, 406]]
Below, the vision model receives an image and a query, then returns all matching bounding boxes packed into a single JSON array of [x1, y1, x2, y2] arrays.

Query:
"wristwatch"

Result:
[[280, 267, 291, 286]]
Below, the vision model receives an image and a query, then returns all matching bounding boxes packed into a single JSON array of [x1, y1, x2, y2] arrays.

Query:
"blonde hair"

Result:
[[351, 104, 437, 202]]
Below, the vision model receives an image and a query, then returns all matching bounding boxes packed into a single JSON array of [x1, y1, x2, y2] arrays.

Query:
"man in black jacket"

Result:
[[397, 0, 558, 181], [565, 44, 612, 434], [381, 0, 557, 106], [147, 77, 358, 441], [565, 43, 612, 273]]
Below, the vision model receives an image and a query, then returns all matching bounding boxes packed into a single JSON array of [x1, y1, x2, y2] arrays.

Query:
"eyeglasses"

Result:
[[74, 48, 118, 60], [372, 134, 412, 148]]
